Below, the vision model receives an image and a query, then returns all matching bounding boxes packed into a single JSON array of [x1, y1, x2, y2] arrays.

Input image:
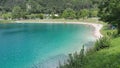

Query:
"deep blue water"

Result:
[[0, 23, 96, 68]]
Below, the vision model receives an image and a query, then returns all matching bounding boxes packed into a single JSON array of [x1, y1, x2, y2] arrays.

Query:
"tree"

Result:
[[98, 0, 120, 34], [27, 0, 42, 13], [26, 14, 44, 19], [26, 14, 36, 19], [62, 8, 76, 19], [76, 11, 81, 19], [89, 9, 98, 17], [2, 13, 12, 20], [37, 14, 44, 19], [79, 9, 89, 19], [12, 6, 24, 19], [0, 0, 101, 14]]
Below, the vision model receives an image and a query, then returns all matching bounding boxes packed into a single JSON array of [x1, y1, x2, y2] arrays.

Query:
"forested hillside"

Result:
[[0, 0, 102, 13], [0, 0, 26, 11], [0, 0, 103, 20]]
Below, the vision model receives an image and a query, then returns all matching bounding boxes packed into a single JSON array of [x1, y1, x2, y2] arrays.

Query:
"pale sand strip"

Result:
[[64, 22, 103, 40], [15, 21, 103, 40]]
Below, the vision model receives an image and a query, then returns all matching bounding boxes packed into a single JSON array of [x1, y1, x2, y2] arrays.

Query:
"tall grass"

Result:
[[94, 37, 111, 51], [59, 36, 111, 68]]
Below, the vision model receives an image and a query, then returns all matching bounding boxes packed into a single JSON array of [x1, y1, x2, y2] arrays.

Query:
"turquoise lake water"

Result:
[[0, 23, 96, 68]]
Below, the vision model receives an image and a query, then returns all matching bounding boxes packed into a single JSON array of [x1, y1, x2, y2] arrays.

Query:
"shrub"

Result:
[[62, 8, 76, 19], [2, 13, 12, 20], [36, 14, 44, 19], [26, 14, 44, 19], [107, 31, 118, 38], [95, 37, 111, 51], [59, 46, 85, 68]]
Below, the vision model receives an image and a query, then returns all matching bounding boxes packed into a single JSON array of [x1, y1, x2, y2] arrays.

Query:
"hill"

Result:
[[0, 0, 102, 13]]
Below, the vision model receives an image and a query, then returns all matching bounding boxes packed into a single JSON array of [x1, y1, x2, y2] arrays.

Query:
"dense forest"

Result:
[[0, 0, 102, 19], [0, 0, 101, 13]]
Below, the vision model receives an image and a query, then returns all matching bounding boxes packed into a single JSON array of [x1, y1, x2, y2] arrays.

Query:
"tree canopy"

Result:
[[0, 0, 104, 20], [62, 8, 76, 19], [12, 6, 23, 19], [0, 0, 102, 14], [98, 0, 120, 34]]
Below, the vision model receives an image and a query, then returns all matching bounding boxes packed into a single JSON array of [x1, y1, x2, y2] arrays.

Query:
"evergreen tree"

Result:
[[12, 6, 23, 19], [80, 9, 89, 19], [62, 8, 76, 19], [98, 0, 120, 34]]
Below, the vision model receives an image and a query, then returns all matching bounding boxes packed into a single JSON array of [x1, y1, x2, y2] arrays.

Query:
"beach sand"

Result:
[[16, 21, 103, 40]]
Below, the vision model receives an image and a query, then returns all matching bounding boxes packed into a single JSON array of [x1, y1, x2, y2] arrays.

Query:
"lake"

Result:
[[0, 23, 96, 68]]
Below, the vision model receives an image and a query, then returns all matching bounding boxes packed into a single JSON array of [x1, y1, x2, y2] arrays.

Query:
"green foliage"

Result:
[[37, 14, 44, 19], [0, 0, 103, 19], [89, 9, 98, 17], [26, 14, 36, 19], [98, 0, 120, 34], [76, 9, 90, 19], [59, 46, 85, 68], [59, 36, 112, 68], [84, 36, 120, 68], [79, 9, 89, 19], [76, 9, 98, 19], [2, 13, 12, 20], [106, 31, 118, 38], [0, 0, 26, 11], [75, 11, 81, 19], [62, 8, 76, 19], [26, 0, 42, 13], [95, 37, 111, 51], [12, 6, 24, 19], [0, 0, 101, 14], [26, 14, 44, 19]]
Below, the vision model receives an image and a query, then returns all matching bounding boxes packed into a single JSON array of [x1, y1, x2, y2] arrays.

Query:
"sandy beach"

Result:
[[16, 21, 103, 40], [76, 22, 103, 39], [65, 22, 103, 40]]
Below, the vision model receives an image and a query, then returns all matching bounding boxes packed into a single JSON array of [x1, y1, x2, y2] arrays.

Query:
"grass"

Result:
[[84, 36, 120, 68], [83, 24, 120, 68], [0, 20, 14, 23], [15, 18, 103, 23], [59, 20, 120, 68]]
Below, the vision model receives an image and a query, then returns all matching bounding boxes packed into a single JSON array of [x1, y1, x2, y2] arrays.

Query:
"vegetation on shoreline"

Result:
[[0, 0, 102, 20], [0, 20, 14, 23], [58, 0, 120, 68], [1, 0, 120, 68], [59, 22, 120, 68], [98, 0, 120, 34], [14, 18, 101, 23], [0, 0, 101, 13]]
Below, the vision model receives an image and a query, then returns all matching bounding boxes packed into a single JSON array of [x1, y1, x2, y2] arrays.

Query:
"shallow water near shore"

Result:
[[0, 23, 96, 68]]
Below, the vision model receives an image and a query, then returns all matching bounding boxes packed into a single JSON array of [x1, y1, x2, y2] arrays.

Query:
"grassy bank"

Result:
[[83, 26, 120, 68], [59, 21, 120, 68], [0, 20, 14, 23], [85, 37, 120, 68], [15, 18, 102, 23]]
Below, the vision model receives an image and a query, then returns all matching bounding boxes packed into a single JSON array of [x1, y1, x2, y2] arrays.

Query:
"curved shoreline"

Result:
[[9, 21, 103, 68], [15, 21, 103, 40]]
